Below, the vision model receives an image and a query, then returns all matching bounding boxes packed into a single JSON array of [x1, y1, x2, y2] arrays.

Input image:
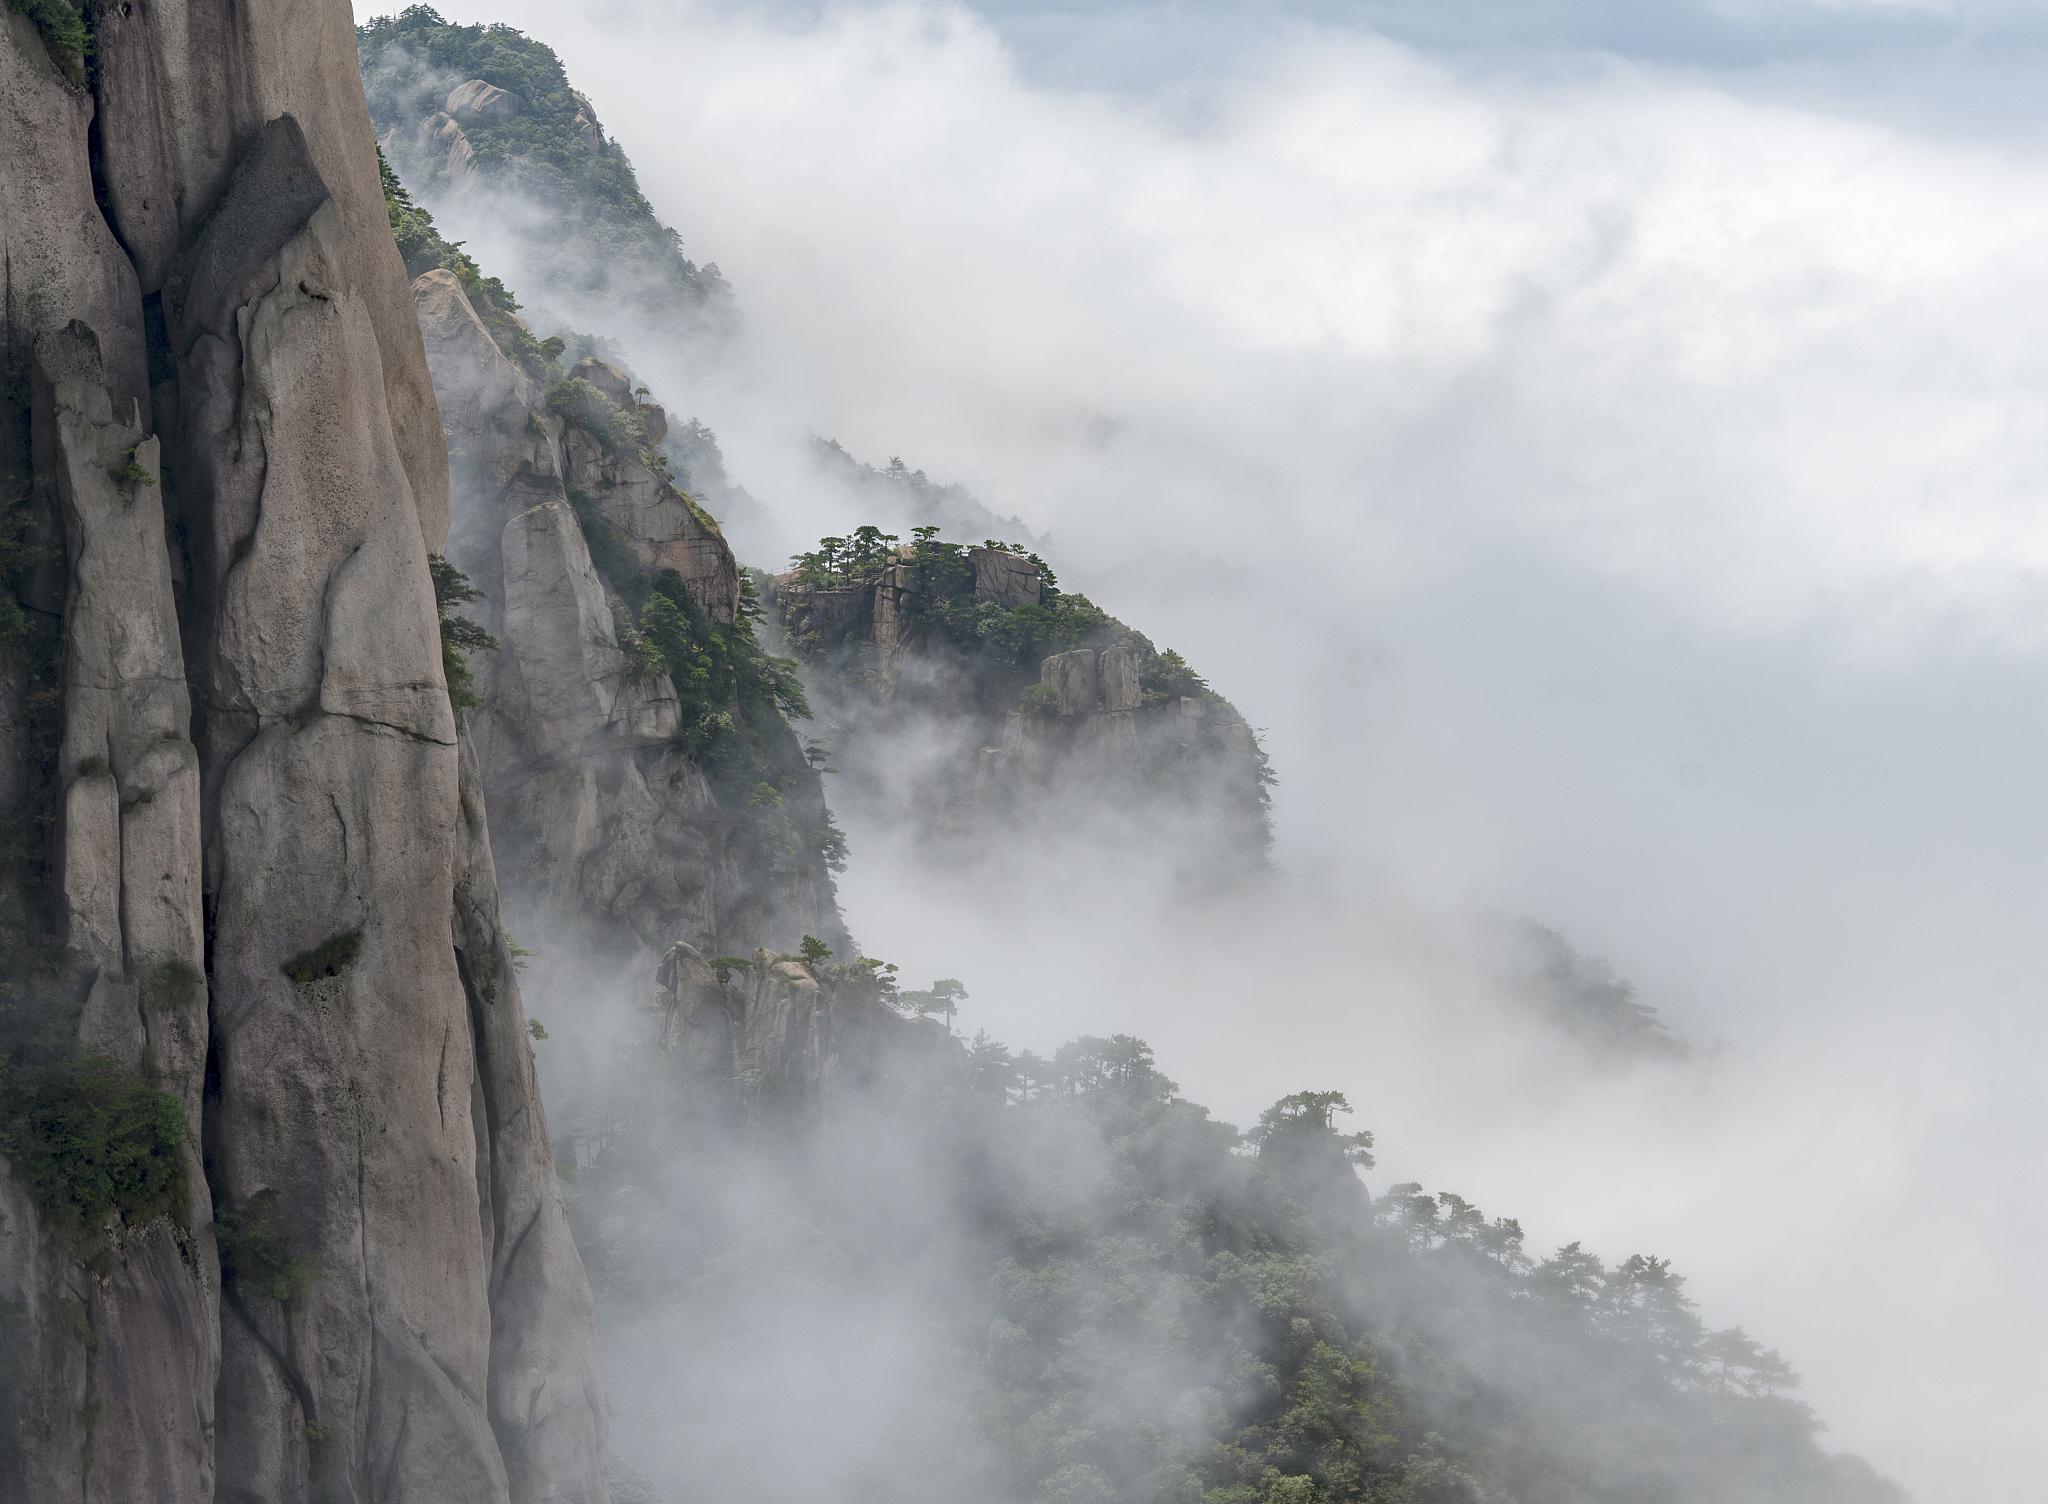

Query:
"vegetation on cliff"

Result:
[[430, 553, 497, 712], [381, 147, 561, 378], [786, 525, 1092, 665], [360, 5, 732, 326], [634, 567, 844, 886], [3, 356, 187, 1251], [4, 0, 90, 87], [1514, 921, 1690, 1062], [0, 1025, 186, 1245], [776, 520, 1277, 865]]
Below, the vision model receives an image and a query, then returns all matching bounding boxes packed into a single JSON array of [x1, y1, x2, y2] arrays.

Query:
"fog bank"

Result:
[[413, 2, 2048, 1496]]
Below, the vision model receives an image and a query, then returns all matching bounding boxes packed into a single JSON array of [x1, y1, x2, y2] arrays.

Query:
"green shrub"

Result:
[[217, 1190, 316, 1304], [429, 554, 497, 711], [1141, 647, 1211, 704], [108, 458, 156, 489], [0, 1055, 186, 1237], [142, 960, 204, 1011], [7, 0, 91, 88], [281, 930, 361, 986], [545, 376, 647, 456], [619, 624, 667, 680]]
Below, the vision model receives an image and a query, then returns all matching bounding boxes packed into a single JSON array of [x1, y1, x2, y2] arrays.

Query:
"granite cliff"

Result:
[[0, 4, 603, 1499]]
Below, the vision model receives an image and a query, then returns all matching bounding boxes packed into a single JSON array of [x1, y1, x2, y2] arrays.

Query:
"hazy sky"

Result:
[[403, 2, 2046, 1497]]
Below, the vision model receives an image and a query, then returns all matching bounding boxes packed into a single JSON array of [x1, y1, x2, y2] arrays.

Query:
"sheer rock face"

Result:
[[560, 356, 740, 618], [1, 9, 600, 1503], [414, 270, 827, 974], [453, 738, 609, 1504], [972, 547, 1042, 608]]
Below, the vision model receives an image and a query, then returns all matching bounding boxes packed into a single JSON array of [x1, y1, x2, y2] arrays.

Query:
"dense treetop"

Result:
[[573, 998, 1902, 1504]]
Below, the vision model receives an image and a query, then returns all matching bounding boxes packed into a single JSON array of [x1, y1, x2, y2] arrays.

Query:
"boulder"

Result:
[[447, 79, 523, 124], [1040, 649, 1100, 716], [414, 269, 528, 433], [561, 423, 740, 622], [655, 944, 733, 1067], [570, 356, 636, 408], [971, 546, 1041, 606]]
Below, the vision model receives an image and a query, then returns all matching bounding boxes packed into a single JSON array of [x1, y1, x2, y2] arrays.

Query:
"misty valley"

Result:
[[0, 2, 2018, 1502]]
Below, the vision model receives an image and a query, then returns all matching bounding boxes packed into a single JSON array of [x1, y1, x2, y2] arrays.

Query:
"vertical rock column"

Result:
[[2, 5, 606, 1501], [2, 12, 216, 1500], [172, 112, 511, 1502]]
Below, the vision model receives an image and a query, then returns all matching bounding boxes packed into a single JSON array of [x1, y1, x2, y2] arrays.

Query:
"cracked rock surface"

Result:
[[1, 6, 604, 1500]]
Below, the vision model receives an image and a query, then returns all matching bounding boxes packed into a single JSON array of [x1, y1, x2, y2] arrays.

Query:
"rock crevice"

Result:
[[1, 8, 604, 1501]]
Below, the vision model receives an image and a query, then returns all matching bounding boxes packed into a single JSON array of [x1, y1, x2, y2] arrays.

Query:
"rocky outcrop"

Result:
[[560, 358, 738, 622], [568, 90, 604, 153], [974, 546, 1042, 607], [984, 646, 1229, 786], [1097, 644, 1140, 713], [414, 269, 835, 971], [384, 80, 522, 198], [788, 543, 1040, 661], [1041, 645, 1102, 716], [653, 942, 952, 1120], [1, 7, 601, 1501], [415, 109, 480, 184], [448, 78, 522, 124], [767, 541, 1274, 873]]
